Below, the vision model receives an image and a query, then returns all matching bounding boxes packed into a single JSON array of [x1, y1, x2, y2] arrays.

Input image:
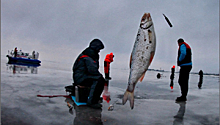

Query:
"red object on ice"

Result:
[[170, 86, 173, 89], [172, 65, 175, 68], [103, 94, 111, 103]]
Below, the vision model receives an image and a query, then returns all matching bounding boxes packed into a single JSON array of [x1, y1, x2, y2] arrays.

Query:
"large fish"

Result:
[[122, 13, 156, 109]]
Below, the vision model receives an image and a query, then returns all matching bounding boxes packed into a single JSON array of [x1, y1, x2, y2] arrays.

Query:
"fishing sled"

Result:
[[65, 84, 90, 106]]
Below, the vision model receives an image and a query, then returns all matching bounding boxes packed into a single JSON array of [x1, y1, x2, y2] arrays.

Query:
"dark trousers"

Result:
[[80, 77, 105, 104], [14, 52, 17, 57], [178, 66, 192, 98]]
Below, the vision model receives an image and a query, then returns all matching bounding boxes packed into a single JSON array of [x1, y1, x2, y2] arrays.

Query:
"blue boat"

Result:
[[6, 49, 41, 65], [7, 55, 41, 65]]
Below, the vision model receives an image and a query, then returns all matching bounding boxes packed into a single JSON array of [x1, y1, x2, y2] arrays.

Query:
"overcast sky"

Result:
[[1, 0, 219, 74]]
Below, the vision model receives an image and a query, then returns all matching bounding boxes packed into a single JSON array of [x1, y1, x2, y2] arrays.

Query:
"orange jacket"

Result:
[[104, 53, 114, 63], [104, 53, 114, 73]]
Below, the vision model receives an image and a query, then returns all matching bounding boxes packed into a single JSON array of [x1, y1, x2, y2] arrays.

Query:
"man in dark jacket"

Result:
[[72, 39, 105, 108], [176, 38, 192, 102]]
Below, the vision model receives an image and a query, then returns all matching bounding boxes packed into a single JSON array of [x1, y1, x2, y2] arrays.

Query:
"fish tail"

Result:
[[122, 90, 134, 109]]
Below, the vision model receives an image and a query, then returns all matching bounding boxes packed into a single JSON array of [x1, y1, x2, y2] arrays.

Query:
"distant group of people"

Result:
[[13, 47, 38, 59], [71, 37, 203, 108]]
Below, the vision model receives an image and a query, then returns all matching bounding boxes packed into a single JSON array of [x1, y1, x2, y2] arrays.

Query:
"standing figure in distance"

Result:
[[14, 47, 17, 57], [176, 38, 192, 102], [32, 51, 35, 59], [198, 70, 203, 89], [170, 65, 175, 89]]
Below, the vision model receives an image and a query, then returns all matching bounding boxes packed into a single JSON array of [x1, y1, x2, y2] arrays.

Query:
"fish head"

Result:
[[140, 13, 153, 29]]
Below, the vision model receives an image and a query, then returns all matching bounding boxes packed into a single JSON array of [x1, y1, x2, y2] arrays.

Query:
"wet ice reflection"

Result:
[[6, 63, 40, 74], [173, 102, 186, 125], [65, 98, 103, 125]]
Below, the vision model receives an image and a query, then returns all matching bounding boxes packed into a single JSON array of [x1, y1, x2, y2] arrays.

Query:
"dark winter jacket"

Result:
[[199, 70, 203, 82], [177, 42, 192, 66], [72, 39, 104, 84]]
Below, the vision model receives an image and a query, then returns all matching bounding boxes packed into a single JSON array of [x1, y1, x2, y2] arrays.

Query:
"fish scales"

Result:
[[122, 13, 156, 109]]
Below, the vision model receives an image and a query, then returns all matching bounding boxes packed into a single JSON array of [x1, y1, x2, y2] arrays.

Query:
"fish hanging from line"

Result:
[[163, 13, 173, 27], [122, 13, 156, 109]]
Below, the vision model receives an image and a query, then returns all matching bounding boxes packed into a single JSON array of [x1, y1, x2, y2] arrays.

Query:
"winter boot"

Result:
[[175, 96, 187, 102]]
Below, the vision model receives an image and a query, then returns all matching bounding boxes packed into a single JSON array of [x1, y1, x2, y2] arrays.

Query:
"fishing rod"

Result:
[[37, 94, 70, 98]]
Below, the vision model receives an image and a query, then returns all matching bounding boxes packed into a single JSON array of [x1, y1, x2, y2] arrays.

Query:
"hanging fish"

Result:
[[163, 14, 173, 27], [122, 13, 156, 109]]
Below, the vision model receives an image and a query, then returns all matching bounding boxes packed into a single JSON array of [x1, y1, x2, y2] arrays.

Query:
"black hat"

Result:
[[177, 38, 184, 43], [89, 39, 104, 51]]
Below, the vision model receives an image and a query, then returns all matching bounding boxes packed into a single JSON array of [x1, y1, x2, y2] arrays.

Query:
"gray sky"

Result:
[[1, 0, 219, 74]]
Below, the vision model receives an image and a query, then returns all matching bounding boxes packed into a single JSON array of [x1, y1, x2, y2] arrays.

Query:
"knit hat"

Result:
[[89, 39, 104, 51]]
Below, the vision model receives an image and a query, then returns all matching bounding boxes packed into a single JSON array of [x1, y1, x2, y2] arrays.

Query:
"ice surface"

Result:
[[1, 57, 219, 125]]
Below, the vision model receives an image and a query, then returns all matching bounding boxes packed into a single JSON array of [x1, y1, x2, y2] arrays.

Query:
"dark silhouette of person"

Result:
[[32, 51, 35, 59], [14, 47, 17, 57], [157, 73, 161, 79], [198, 70, 203, 89], [170, 65, 175, 89]]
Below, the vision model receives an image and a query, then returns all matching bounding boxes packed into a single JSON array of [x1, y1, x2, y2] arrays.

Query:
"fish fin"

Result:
[[139, 72, 146, 82], [149, 52, 155, 64], [129, 54, 132, 68], [122, 91, 128, 105], [122, 90, 135, 109]]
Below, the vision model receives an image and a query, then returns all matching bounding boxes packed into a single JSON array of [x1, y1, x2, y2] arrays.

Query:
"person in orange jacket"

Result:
[[103, 53, 114, 103], [104, 53, 114, 80]]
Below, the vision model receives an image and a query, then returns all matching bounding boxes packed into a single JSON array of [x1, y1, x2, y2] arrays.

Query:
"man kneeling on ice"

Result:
[[72, 38, 105, 109]]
